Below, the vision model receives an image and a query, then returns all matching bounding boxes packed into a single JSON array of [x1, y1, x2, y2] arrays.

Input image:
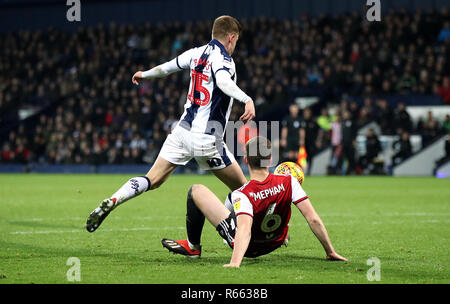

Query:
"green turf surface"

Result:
[[0, 173, 449, 284]]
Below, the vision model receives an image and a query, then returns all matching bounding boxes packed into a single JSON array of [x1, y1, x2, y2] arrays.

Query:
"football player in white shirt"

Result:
[[86, 16, 256, 232]]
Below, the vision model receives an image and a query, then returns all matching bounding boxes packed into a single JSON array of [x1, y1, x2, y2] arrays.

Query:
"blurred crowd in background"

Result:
[[281, 100, 450, 175], [1, 8, 450, 173]]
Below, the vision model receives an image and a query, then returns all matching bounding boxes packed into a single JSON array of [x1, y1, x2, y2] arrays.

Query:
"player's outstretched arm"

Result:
[[296, 199, 347, 261], [132, 60, 178, 85], [132, 48, 195, 85], [224, 214, 253, 268]]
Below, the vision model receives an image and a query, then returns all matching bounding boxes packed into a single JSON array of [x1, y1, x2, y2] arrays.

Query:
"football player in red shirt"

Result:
[[162, 136, 347, 267]]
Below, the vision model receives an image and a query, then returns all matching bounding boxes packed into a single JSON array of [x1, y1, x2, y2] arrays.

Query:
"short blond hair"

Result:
[[212, 15, 242, 40]]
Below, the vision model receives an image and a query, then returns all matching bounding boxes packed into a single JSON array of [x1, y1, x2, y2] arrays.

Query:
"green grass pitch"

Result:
[[0, 173, 449, 284]]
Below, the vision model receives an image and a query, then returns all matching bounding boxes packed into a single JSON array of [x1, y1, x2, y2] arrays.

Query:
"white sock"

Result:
[[110, 176, 151, 206]]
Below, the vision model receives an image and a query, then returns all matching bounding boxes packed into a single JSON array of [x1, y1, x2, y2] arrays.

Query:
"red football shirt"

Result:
[[231, 173, 308, 257]]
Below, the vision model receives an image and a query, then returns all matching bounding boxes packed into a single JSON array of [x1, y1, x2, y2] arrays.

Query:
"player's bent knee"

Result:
[[189, 184, 204, 197]]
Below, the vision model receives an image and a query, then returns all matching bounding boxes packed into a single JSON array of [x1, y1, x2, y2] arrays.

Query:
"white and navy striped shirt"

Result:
[[175, 39, 242, 138]]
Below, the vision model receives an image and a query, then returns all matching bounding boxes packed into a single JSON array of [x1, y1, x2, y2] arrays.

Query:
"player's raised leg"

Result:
[[212, 161, 247, 191], [86, 157, 178, 232], [145, 156, 179, 190], [162, 184, 231, 257]]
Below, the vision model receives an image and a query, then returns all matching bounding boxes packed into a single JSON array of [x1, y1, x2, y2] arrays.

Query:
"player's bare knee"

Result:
[[189, 184, 207, 200], [189, 184, 202, 196]]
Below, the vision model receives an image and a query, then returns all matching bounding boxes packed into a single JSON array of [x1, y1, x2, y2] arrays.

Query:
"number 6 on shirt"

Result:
[[260, 203, 282, 239]]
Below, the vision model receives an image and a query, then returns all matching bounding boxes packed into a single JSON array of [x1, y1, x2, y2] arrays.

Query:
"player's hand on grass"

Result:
[[326, 252, 348, 262], [223, 263, 240, 268], [132, 71, 144, 85], [240, 99, 255, 123]]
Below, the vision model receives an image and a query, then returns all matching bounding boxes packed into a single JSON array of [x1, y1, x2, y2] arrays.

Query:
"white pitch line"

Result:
[[319, 212, 450, 217], [12, 213, 449, 223], [9, 226, 185, 235], [7, 218, 450, 235], [6, 213, 450, 235], [322, 219, 450, 226], [11, 215, 185, 222]]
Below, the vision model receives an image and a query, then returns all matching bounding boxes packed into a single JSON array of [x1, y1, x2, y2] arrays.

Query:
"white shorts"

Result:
[[158, 126, 235, 170]]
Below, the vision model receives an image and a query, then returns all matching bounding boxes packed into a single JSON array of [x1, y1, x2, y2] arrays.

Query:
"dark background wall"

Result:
[[1, 0, 449, 32]]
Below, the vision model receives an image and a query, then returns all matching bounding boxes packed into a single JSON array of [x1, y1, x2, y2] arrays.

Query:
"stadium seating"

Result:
[[1, 9, 449, 176]]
